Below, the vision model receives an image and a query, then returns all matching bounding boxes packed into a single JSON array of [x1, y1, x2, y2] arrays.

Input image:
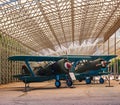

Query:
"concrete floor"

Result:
[[0, 80, 120, 105]]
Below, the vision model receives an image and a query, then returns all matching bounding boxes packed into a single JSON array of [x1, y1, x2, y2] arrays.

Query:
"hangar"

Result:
[[0, 0, 120, 84], [0, 0, 120, 97]]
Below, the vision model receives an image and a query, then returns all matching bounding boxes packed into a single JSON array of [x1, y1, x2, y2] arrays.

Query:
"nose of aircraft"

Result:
[[101, 61, 107, 67], [64, 62, 72, 70]]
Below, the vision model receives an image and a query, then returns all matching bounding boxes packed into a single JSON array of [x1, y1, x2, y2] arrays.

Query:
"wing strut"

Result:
[[25, 61, 35, 77]]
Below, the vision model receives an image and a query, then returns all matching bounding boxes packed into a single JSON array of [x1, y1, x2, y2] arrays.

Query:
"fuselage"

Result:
[[74, 58, 108, 73], [22, 59, 72, 76]]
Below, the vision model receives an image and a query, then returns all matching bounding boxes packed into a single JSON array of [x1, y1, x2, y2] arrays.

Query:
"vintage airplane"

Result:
[[8, 56, 73, 91], [8, 55, 116, 91], [73, 59, 110, 84], [62, 55, 116, 84]]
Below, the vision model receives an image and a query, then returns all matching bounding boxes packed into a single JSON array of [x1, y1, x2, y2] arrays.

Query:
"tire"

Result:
[[85, 77, 91, 84], [66, 79, 73, 87], [55, 80, 61, 88], [99, 78, 104, 84]]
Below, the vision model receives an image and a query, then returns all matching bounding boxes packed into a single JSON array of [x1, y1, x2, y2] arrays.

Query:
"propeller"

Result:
[[96, 60, 110, 68], [62, 59, 72, 74], [101, 61, 107, 67]]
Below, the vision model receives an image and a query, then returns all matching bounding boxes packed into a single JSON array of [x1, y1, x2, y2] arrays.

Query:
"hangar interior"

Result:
[[0, 0, 120, 84]]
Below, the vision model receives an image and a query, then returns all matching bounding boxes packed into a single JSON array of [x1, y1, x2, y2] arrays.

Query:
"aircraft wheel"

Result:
[[55, 80, 61, 88], [85, 77, 91, 84], [66, 79, 73, 87], [99, 78, 104, 84]]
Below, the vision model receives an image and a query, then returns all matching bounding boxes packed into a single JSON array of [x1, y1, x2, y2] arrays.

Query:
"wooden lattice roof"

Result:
[[0, 0, 120, 55]]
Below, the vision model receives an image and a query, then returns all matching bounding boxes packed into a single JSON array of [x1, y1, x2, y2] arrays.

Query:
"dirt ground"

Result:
[[0, 80, 120, 105]]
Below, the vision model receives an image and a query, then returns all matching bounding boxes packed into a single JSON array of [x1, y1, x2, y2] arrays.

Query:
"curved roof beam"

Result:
[[36, 1, 61, 49], [71, 0, 74, 44]]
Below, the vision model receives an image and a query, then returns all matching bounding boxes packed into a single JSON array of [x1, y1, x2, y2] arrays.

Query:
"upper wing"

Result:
[[90, 55, 117, 61], [61, 55, 117, 61], [8, 55, 117, 62], [8, 56, 65, 62], [61, 55, 92, 62]]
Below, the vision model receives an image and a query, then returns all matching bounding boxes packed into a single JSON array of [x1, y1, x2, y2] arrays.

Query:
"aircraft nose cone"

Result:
[[101, 61, 107, 67], [64, 62, 72, 69]]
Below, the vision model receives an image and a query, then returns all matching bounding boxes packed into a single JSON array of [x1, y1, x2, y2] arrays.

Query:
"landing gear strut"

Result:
[[66, 79, 73, 87], [66, 74, 73, 87], [24, 83, 30, 92], [55, 80, 61, 88], [55, 75, 61, 88], [23, 77, 30, 92]]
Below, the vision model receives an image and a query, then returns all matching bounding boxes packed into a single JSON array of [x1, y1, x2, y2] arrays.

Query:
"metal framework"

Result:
[[0, 34, 34, 84], [0, 0, 120, 55]]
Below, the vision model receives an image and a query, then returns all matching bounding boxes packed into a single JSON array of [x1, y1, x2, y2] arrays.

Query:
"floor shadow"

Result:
[[5, 85, 73, 92]]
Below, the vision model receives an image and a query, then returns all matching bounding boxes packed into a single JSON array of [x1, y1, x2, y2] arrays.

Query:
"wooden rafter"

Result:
[[71, 0, 74, 44], [0, 0, 120, 54]]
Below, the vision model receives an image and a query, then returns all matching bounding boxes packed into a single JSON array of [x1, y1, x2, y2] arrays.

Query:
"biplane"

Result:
[[8, 55, 116, 91], [8, 56, 73, 91], [62, 55, 116, 84]]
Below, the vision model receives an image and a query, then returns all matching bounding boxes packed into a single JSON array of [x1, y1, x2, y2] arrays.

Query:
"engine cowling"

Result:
[[33, 59, 72, 76], [101, 61, 107, 68], [75, 58, 110, 73], [54, 59, 72, 74]]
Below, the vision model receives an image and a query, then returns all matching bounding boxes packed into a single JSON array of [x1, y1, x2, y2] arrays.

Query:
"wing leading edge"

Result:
[[61, 55, 117, 61], [8, 56, 64, 62], [8, 55, 117, 62]]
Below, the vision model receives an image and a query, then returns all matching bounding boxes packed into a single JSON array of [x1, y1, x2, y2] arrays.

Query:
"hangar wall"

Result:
[[0, 33, 34, 84]]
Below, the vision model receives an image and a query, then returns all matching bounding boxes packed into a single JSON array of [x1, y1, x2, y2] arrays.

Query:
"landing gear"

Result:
[[99, 77, 104, 84], [55, 75, 61, 88], [85, 77, 91, 84], [66, 79, 73, 87], [24, 78, 30, 92], [55, 74, 73, 88], [55, 80, 61, 88], [24, 83, 30, 92], [66, 74, 73, 87]]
